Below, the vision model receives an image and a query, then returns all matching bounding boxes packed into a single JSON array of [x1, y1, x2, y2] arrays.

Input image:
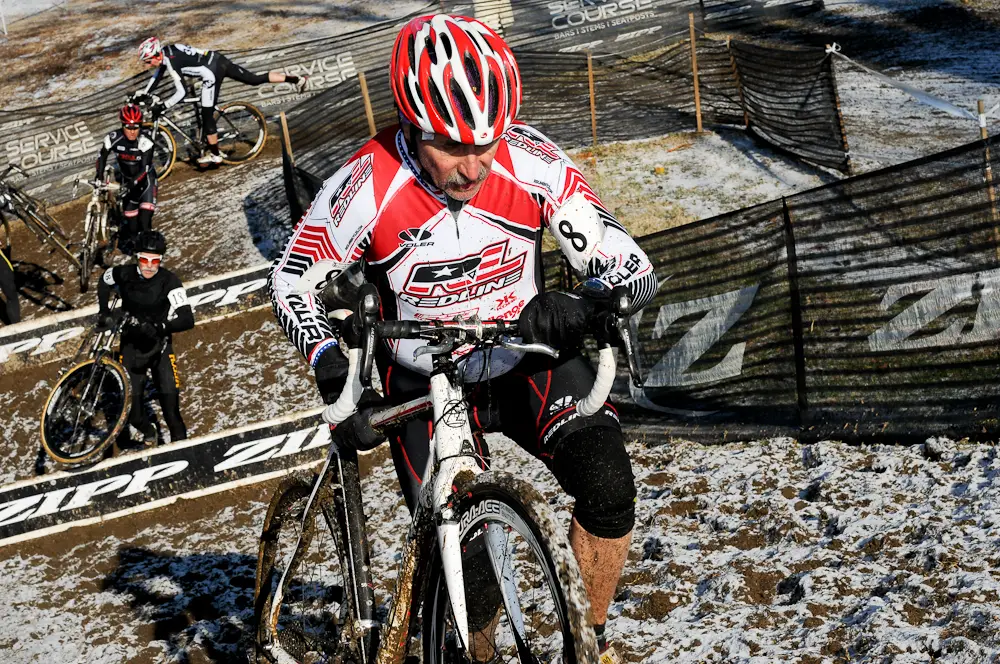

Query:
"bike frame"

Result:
[[82, 169, 121, 243]]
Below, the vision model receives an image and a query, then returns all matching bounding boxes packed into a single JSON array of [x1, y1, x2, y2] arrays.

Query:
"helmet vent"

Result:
[[487, 73, 499, 126], [464, 54, 482, 95], [425, 36, 437, 65], [429, 84, 453, 128], [440, 33, 453, 60], [449, 79, 474, 127]]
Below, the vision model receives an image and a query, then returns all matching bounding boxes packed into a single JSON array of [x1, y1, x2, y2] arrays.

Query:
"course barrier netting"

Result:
[[618, 135, 1000, 444], [1, 0, 831, 208], [282, 35, 848, 210]]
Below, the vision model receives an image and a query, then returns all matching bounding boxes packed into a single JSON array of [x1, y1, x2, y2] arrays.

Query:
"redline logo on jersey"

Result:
[[4, 120, 99, 170], [329, 154, 373, 227], [399, 241, 527, 307]]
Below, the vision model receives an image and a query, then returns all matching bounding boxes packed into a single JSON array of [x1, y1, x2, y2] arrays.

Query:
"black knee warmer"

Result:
[[553, 427, 636, 539]]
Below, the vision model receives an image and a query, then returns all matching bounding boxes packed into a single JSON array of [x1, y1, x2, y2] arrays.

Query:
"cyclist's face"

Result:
[[123, 125, 140, 140], [137, 253, 161, 279], [416, 135, 499, 201], [144, 54, 163, 68]]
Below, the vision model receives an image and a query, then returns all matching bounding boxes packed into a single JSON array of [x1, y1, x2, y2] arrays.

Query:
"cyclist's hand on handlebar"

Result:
[[331, 398, 386, 452], [314, 343, 349, 405], [95, 313, 117, 333], [519, 291, 594, 349]]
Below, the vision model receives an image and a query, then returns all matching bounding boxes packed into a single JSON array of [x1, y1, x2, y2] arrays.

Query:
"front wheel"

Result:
[[423, 472, 599, 664], [216, 101, 267, 163], [40, 355, 131, 465], [78, 207, 99, 293], [144, 123, 177, 180]]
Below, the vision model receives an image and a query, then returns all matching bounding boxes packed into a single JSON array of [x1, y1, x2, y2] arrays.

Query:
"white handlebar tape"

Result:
[[576, 346, 616, 417], [322, 348, 363, 425]]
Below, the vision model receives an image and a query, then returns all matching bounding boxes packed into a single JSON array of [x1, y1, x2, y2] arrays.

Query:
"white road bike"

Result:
[[251, 281, 642, 664]]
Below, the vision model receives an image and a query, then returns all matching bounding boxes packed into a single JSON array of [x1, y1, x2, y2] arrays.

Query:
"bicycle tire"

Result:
[[423, 472, 598, 664], [40, 355, 131, 465], [145, 123, 177, 180], [21, 205, 80, 269], [217, 101, 267, 163], [79, 208, 98, 293], [252, 463, 374, 664]]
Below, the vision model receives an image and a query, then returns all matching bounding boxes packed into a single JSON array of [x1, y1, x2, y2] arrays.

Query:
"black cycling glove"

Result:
[[331, 407, 386, 453], [518, 291, 594, 349], [131, 320, 164, 341]]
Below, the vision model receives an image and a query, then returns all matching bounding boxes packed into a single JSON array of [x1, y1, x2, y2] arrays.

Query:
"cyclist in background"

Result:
[[134, 37, 308, 165], [269, 14, 657, 663], [97, 230, 194, 446], [0, 247, 19, 325], [95, 103, 157, 254]]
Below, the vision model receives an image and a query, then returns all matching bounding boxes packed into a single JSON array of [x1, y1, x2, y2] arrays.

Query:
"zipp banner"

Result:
[[0, 407, 328, 547], [0, 263, 272, 373]]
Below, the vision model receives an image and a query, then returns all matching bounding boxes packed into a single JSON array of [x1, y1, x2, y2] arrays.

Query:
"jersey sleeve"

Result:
[[505, 123, 658, 311], [135, 134, 155, 184], [268, 152, 378, 367], [158, 52, 186, 108], [164, 273, 194, 333]]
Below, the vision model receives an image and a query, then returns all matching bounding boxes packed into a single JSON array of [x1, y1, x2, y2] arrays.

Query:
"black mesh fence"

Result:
[[732, 41, 850, 172], [282, 36, 845, 195], [441, 0, 822, 52], [610, 135, 1000, 443]]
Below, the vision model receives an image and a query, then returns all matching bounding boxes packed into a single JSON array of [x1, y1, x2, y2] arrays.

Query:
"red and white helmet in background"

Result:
[[390, 14, 521, 146], [138, 37, 162, 62], [119, 103, 144, 126]]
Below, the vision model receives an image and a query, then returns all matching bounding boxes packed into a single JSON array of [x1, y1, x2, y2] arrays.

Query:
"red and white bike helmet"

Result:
[[390, 14, 521, 146], [138, 37, 162, 62], [119, 103, 144, 126]]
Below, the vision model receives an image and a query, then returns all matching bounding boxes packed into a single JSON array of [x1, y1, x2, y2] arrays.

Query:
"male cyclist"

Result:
[[97, 230, 194, 446], [134, 37, 308, 165], [95, 103, 157, 253], [268, 15, 656, 663]]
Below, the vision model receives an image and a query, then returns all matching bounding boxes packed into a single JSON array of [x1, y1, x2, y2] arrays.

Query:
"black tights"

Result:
[[127, 371, 187, 442]]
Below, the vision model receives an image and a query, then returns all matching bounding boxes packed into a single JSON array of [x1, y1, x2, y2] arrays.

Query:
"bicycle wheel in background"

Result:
[[216, 102, 267, 163], [79, 208, 99, 292], [145, 123, 177, 180], [423, 472, 599, 664], [252, 466, 374, 664], [40, 356, 131, 465]]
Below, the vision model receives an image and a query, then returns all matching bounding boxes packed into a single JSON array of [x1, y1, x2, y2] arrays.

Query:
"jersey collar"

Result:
[[395, 129, 447, 205]]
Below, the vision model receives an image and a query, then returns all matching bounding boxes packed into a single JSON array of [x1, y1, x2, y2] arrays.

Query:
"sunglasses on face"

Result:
[[123, 124, 140, 130], [138, 254, 162, 266]]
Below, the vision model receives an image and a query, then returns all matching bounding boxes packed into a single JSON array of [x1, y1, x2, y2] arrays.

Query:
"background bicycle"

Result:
[[74, 168, 123, 293], [132, 89, 268, 179], [251, 285, 641, 664], [0, 164, 80, 272], [40, 303, 133, 466]]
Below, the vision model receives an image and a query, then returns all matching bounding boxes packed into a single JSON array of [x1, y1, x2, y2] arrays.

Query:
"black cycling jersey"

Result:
[[97, 265, 194, 346], [98, 265, 195, 443], [95, 129, 156, 188]]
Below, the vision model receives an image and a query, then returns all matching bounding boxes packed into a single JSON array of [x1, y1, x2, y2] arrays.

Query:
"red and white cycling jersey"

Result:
[[269, 122, 657, 378]]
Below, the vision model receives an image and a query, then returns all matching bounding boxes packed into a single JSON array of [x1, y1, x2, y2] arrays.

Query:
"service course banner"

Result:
[[0, 263, 272, 373], [0, 407, 329, 547]]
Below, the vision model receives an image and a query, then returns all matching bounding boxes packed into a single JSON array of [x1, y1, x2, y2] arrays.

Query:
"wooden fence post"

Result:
[[727, 37, 749, 129], [279, 111, 295, 168], [587, 52, 598, 153], [979, 99, 1000, 260], [358, 72, 377, 138], [689, 13, 703, 134]]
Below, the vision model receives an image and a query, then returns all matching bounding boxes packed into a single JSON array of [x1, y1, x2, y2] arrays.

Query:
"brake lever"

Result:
[[501, 339, 559, 358], [355, 284, 379, 389], [609, 286, 644, 388]]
